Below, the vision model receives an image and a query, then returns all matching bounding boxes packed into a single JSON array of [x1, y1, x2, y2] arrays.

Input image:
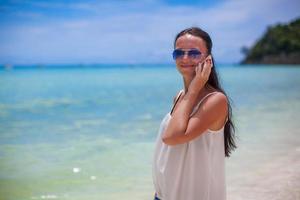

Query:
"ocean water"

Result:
[[0, 64, 299, 200]]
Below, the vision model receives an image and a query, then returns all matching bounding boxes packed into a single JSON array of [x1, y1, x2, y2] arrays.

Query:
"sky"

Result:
[[0, 0, 299, 65]]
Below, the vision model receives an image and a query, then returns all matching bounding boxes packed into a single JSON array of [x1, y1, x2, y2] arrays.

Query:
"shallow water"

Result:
[[0, 64, 299, 200]]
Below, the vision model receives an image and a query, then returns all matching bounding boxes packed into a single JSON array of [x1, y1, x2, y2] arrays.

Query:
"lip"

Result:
[[181, 65, 195, 68]]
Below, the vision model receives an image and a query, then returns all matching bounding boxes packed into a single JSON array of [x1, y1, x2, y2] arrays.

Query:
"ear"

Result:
[[206, 55, 213, 66], [206, 55, 212, 60]]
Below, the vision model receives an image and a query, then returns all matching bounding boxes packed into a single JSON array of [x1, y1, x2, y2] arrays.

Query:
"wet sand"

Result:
[[227, 147, 300, 200]]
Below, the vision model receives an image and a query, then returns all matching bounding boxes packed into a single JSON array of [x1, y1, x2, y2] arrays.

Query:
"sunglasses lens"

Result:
[[172, 49, 202, 60], [188, 49, 201, 59], [172, 49, 184, 60]]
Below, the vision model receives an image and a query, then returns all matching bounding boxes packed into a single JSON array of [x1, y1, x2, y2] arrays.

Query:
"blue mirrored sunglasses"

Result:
[[172, 49, 202, 60]]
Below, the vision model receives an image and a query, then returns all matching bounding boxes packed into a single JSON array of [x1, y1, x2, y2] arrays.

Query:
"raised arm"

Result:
[[162, 92, 228, 145], [162, 55, 228, 145]]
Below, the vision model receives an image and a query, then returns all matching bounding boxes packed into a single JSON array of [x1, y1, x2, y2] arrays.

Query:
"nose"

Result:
[[182, 52, 189, 60]]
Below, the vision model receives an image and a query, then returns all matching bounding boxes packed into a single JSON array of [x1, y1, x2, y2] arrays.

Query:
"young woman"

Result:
[[152, 27, 237, 200]]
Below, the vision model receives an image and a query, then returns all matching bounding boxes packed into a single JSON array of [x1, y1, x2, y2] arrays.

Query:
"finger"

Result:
[[202, 60, 212, 78], [195, 61, 203, 75], [202, 66, 210, 79], [204, 55, 212, 67], [201, 59, 209, 75], [205, 62, 212, 78], [196, 63, 201, 73], [207, 66, 212, 77], [206, 57, 213, 69], [199, 60, 206, 73], [195, 65, 199, 74]]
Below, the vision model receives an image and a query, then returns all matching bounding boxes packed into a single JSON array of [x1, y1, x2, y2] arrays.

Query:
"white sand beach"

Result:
[[228, 146, 300, 200]]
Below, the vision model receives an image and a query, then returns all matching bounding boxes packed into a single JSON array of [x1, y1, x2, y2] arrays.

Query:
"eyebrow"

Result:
[[175, 48, 200, 50]]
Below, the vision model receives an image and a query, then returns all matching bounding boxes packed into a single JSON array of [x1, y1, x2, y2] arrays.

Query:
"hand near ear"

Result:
[[190, 55, 213, 93]]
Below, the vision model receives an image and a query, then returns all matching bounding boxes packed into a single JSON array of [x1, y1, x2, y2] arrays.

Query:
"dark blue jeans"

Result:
[[154, 193, 161, 200]]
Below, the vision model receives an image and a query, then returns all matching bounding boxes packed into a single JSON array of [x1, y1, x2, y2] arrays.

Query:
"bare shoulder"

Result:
[[206, 91, 227, 107], [198, 91, 228, 114], [211, 92, 228, 104]]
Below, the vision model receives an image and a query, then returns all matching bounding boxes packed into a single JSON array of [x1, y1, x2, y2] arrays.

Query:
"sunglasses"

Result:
[[172, 48, 202, 60]]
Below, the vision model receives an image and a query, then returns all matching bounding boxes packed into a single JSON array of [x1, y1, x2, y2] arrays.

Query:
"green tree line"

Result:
[[242, 17, 300, 64]]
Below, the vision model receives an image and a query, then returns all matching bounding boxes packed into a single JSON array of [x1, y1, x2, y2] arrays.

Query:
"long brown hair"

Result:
[[174, 27, 237, 157]]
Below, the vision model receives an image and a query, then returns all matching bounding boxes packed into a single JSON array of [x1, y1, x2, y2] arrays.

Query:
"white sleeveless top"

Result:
[[152, 90, 227, 200]]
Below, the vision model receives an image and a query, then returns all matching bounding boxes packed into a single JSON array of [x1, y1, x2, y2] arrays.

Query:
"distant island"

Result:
[[241, 17, 300, 64]]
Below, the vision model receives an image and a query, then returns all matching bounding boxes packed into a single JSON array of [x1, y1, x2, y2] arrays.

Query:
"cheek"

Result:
[[176, 58, 203, 66], [193, 58, 202, 64], [195, 56, 207, 65]]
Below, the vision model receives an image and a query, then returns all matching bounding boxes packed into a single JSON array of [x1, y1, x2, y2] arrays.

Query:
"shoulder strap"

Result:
[[170, 90, 184, 115], [190, 91, 219, 116]]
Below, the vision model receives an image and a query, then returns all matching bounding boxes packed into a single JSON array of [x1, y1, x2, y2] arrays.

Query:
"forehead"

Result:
[[175, 34, 207, 52]]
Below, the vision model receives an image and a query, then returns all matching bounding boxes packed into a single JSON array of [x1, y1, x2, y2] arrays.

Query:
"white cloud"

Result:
[[0, 0, 299, 64]]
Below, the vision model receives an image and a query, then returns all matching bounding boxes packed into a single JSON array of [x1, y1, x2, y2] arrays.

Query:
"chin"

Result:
[[176, 64, 195, 74], [178, 68, 195, 76]]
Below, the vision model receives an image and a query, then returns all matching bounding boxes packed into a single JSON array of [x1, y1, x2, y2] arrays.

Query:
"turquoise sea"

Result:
[[0, 64, 299, 200]]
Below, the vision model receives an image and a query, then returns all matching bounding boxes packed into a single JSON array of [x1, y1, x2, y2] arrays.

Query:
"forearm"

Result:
[[162, 89, 199, 140], [162, 55, 213, 144]]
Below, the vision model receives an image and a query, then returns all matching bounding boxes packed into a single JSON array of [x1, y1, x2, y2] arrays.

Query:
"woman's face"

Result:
[[174, 34, 208, 76]]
